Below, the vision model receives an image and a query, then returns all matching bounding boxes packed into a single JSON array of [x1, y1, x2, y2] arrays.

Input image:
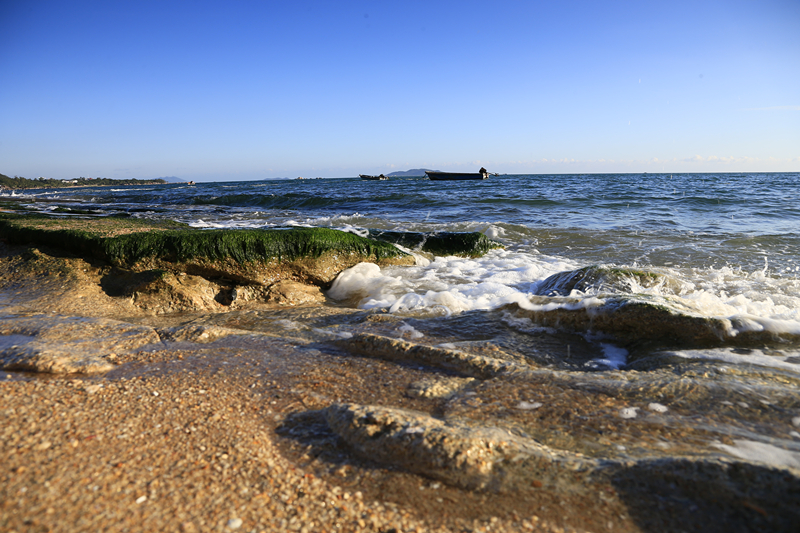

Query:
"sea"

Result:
[[5, 171, 800, 527], [6, 172, 800, 356]]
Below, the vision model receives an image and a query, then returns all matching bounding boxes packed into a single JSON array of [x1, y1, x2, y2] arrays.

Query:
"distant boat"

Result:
[[360, 174, 389, 181], [426, 167, 490, 181]]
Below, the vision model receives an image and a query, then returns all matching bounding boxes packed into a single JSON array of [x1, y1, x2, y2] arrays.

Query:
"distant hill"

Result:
[[386, 168, 439, 177], [158, 176, 187, 183]]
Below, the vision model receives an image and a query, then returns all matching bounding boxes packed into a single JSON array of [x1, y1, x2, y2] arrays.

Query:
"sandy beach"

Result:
[[4, 0, 799, 528], [0, 234, 595, 533], [1, 314, 583, 533], [2, 213, 799, 533]]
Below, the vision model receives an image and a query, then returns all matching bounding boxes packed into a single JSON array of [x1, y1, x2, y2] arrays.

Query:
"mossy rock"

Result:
[[0, 214, 189, 238], [0, 200, 27, 212], [534, 265, 669, 296], [368, 230, 502, 258], [0, 214, 414, 286], [51, 207, 104, 215]]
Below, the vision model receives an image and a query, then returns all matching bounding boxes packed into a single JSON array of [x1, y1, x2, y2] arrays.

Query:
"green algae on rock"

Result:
[[0, 214, 190, 238], [0, 214, 414, 287]]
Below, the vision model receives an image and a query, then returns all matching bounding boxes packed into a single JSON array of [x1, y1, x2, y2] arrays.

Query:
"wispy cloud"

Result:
[[742, 105, 800, 111]]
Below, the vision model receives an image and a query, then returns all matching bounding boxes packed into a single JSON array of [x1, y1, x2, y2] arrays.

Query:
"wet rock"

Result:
[[102, 271, 325, 313], [533, 265, 673, 297], [612, 458, 800, 533], [340, 333, 529, 379], [0, 315, 159, 373], [129, 271, 226, 313], [156, 324, 251, 343], [324, 402, 597, 492], [407, 376, 477, 399], [368, 230, 502, 258], [263, 280, 325, 305], [508, 296, 798, 351], [0, 216, 415, 287], [322, 401, 800, 531], [0, 337, 115, 374], [521, 267, 800, 352]]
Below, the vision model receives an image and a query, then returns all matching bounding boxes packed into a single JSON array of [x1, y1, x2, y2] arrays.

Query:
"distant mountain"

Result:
[[386, 168, 439, 177], [158, 176, 187, 183]]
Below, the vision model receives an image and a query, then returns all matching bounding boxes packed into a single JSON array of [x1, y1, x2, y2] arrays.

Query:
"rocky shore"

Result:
[[2, 212, 799, 532]]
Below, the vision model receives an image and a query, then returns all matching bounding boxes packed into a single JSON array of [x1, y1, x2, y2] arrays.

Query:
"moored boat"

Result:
[[360, 174, 389, 181], [426, 167, 490, 180]]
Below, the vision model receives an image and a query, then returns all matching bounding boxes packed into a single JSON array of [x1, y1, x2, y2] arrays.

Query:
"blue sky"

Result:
[[1, 0, 798, 181]]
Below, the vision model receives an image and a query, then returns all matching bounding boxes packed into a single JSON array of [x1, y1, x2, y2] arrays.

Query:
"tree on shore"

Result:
[[0, 173, 167, 189]]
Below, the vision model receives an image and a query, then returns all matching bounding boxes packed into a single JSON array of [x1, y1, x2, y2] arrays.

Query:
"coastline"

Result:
[[0, 174, 169, 191], [2, 212, 800, 532], [0, 227, 579, 532], [0, 183, 168, 190]]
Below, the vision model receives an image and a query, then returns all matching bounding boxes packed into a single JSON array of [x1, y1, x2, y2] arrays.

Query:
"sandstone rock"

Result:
[[340, 333, 529, 379], [324, 403, 595, 492], [156, 324, 252, 343], [264, 280, 325, 305], [407, 376, 477, 399], [129, 271, 226, 313], [0, 315, 159, 373]]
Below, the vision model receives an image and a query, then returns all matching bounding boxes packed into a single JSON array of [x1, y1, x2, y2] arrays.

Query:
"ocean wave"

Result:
[[327, 249, 800, 347]]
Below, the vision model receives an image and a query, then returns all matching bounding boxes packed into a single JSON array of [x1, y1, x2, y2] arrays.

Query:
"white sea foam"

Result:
[[670, 265, 800, 335], [590, 343, 628, 369], [648, 403, 669, 413], [397, 323, 424, 339], [713, 439, 800, 469], [189, 218, 277, 229], [327, 249, 578, 316], [0, 190, 33, 198], [660, 347, 800, 373], [484, 224, 506, 240], [516, 401, 543, 410], [327, 249, 800, 342], [274, 319, 303, 330], [310, 328, 353, 340], [327, 263, 406, 307]]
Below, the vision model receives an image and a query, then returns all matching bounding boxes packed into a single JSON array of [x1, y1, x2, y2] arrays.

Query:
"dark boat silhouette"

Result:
[[426, 167, 490, 181]]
